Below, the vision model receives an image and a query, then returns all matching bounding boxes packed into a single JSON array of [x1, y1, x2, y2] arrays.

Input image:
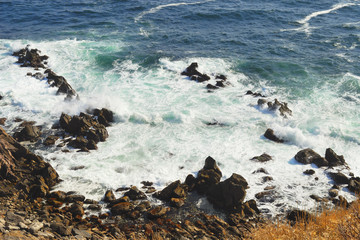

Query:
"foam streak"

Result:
[[135, 0, 215, 22]]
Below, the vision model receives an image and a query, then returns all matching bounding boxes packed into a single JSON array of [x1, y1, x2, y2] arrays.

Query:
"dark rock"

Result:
[[267, 99, 292, 117], [70, 166, 85, 171], [328, 172, 349, 184], [215, 74, 227, 81], [86, 139, 98, 150], [257, 98, 267, 105], [170, 198, 185, 208], [141, 181, 153, 187], [111, 202, 134, 215], [246, 91, 265, 97], [147, 206, 169, 219], [50, 222, 72, 236], [0, 118, 6, 126], [329, 189, 338, 198], [68, 136, 88, 149], [185, 174, 196, 191], [195, 156, 222, 194], [262, 176, 273, 183], [103, 190, 116, 203], [252, 168, 269, 174], [124, 186, 147, 200], [333, 196, 350, 208], [59, 113, 71, 129], [48, 191, 67, 201], [287, 210, 313, 224], [294, 148, 326, 166], [264, 128, 284, 143], [181, 62, 202, 77], [14, 125, 41, 142], [206, 84, 218, 90], [84, 199, 98, 204], [206, 173, 248, 210], [69, 203, 84, 217], [44, 135, 59, 146], [310, 194, 325, 202], [303, 169, 315, 175], [13, 47, 46, 69], [65, 194, 85, 203], [30, 184, 49, 198], [348, 177, 360, 193], [157, 180, 188, 201], [87, 204, 101, 211], [325, 148, 345, 167], [33, 72, 45, 80], [250, 153, 272, 162], [215, 81, 226, 88]]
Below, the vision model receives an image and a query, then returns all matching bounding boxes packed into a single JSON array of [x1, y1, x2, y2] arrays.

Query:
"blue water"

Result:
[[0, 0, 360, 214]]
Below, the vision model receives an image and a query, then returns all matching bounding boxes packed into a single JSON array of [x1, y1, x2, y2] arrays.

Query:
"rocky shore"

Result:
[[0, 49, 358, 239]]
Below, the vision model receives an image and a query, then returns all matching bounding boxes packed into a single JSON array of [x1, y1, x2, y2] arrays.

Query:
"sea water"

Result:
[[0, 0, 359, 214]]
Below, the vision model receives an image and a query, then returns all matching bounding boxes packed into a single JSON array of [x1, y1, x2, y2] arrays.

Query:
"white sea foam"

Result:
[[135, 0, 215, 22]]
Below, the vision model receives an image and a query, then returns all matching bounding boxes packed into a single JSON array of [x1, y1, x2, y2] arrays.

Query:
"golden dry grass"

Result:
[[247, 200, 360, 240]]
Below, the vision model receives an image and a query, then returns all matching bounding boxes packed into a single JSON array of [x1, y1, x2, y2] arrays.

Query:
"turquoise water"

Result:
[[0, 0, 359, 214]]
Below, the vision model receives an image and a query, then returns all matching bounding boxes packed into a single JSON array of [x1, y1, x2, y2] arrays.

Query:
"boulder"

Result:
[[181, 62, 210, 83], [103, 190, 116, 203], [14, 125, 41, 142], [69, 203, 84, 217], [328, 172, 349, 184], [195, 156, 222, 194], [68, 136, 88, 149], [325, 148, 345, 167], [111, 202, 134, 215], [44, 135, 59, 146], [348, 177, 360, 193], [147, 206, 169, 219], [303, 169, 315, 175], [246, 90, 265, 97], [59, 113, 71, 129], [124, 186, 147, 200], [250, 153, 272, 162], [294, 148, 327, 166], [0, 118, 6, 126], [268, 99, 292, 117], [264, 128, 284, 143], [157, 180, 188, 201], [206, 173, 248, 210], [50, 222, 72, 236]]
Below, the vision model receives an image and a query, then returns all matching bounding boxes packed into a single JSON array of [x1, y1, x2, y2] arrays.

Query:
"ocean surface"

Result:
[[0, 0, 359, 215]]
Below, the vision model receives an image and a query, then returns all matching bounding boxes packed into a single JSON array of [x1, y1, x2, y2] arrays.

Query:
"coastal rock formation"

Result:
[[257, 98, 292, 117], [264, 128, 284, 143], [294, 148, 346, 168], [325, 148, 346, 167], [181, 62, 210, 83], [13, 124, 41, 142], [251, 153, 272, 162], [13, 46, 77, 99]]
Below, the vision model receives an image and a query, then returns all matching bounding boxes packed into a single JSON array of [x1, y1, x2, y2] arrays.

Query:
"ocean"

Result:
[[0, 0, 359, 215]]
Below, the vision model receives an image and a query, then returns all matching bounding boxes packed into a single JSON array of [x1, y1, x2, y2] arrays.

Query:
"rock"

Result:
[[325, 148, 345, 167], [246, 90, 265, 97], [68, 136, 88, 149], [181, 62, 210, 83], [13, 47, 46, 69], [287, 210, 313, 224], [72, 228, 92, 239], [215, 75, 227, 81], [30, 184, 49, 198], [5, 211, 24, 225], [124, 186, 147, 200], [157, 180, 187, 201], [268, 99, 292, 117], [86, 139, 98, 150], [59, 113, 71, 129], [33, 72, 45, 80], [87, 204, 101, 211], [13, 125, 41, 142], [69, 203, 84, 217], [310, 194, 325, 202], [147, 206, 169, 219], [250, 153, 272, 162], [65, 194, 85, 203], [252, 168, 269, 174], [29, 220, 44, 234], [328, 172, 349, 184], [264, 128, 284, 143], [170, 198, 185, 208], [348, 177, 360, 193], [262, 176, 273, 183], [329, 189, 338, 198], [216, 81, 226, 87], [303, 169, 315, 175], [206, 173, 248, 210], [206, 84, 218, 90], [103, 190, 116, 203], [195, 156, 222, 194], [0, 118, 6, 126], [185, 174, 196, 191], [294, 148, 327, 167], [50, 222, 72, 236], [44, 135, 59, 146], [141, 181, 153, 187], [111, 202, 134, 215]]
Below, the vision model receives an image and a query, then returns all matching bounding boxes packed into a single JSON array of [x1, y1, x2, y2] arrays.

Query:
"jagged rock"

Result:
[[170, 198, 185, 208], [124, 186, 147, 200], [45, 69, 77, 98], [195, 156, 222, 194], [147, 206, 169, 219], [103, 190, 116, 203], [13, 125, 41, 142], [348, 177, 360, 193], [185, 174, 196, 191], [294, 148, 327, 167], [13, 47, 46, 69], [250, 153, 272, 162], [86, 139, 98, 150], [264, 128, 284, 143], [241, 200, 260, 218], [258, 98, 292, 117], [215, 75, 227, 81], [287, 209, 313, 224], [93, 108, 114, 126], [69, 203, 84, 217], [59, 113, 71, 129], [68, 136, 88, 149], [303, 169, 315, 175], [246, 90, 265, 97], [325, 148, 346, 167], [328, 172, 349, 184], [65, 194, 85, 203], [181, 62, 211, 82], [157, 180, 188, 201], [111, 202, 134, 215], [206, 173, 248, 210], [206, 84, 218, 90], [50, 222, 72, 236], [44, 135, 59, 146]]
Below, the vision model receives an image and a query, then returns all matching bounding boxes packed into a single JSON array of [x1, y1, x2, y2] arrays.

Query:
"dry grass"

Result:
[[246, 200, 360, 240]]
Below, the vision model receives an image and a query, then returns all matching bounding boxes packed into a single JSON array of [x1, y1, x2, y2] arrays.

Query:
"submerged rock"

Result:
[[264, 128, 284, 143], [258, 98, 292, 117], [250, 153, 272, 162]]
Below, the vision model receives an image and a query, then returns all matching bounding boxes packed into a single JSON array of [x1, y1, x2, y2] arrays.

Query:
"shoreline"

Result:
[[0, 46, 359, 239]]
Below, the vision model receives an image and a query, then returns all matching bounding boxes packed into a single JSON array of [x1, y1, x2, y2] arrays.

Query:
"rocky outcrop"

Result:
[[13, 46, 48, 69], [181, 62, 210, 83], [13, 124, 41, 142], [251, 153, 272, 162], [194, 156, 222, 194], [294, 148, 346, 168], [264, 128, 284, 143], [258, 98, 292, 117], [325, 148, 346, 167]]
